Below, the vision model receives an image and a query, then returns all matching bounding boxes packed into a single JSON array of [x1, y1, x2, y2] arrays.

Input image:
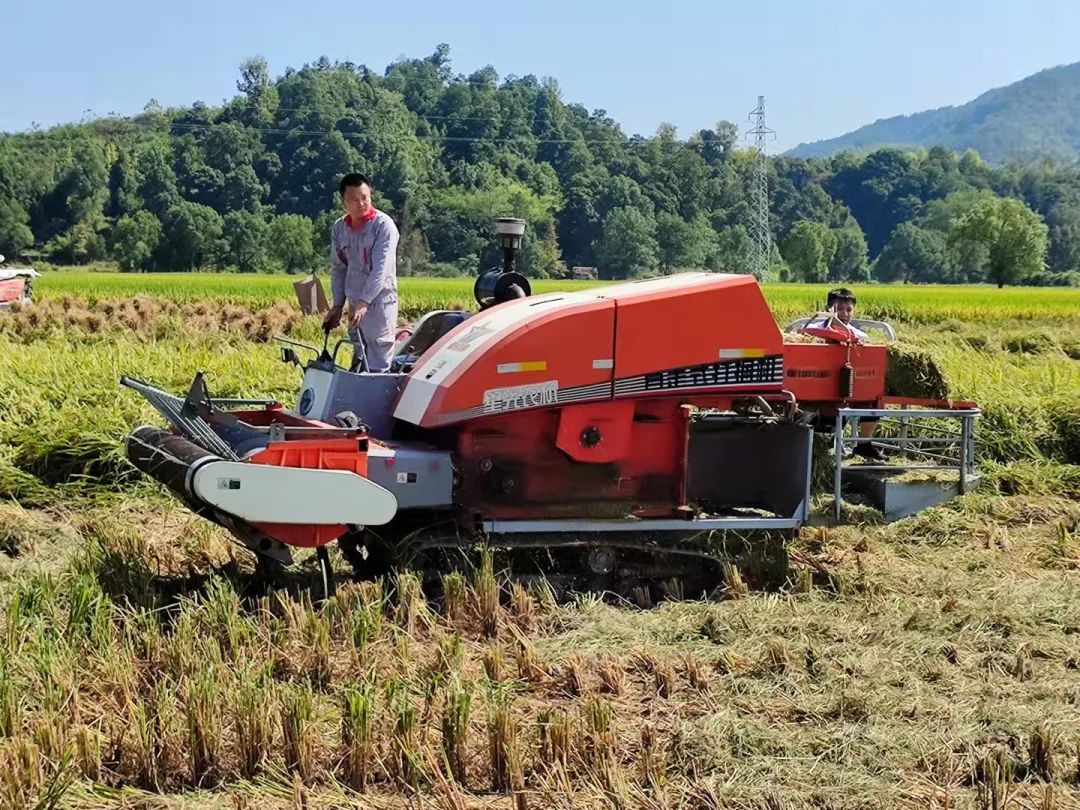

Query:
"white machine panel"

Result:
[[192, 462, 398, 525]]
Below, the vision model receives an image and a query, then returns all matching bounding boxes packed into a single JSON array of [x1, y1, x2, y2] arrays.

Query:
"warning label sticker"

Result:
[[482, 380, 559, 413]]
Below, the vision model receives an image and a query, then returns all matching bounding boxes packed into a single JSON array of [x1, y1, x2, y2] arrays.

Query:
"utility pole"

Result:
[[746, 96, 776, 281]]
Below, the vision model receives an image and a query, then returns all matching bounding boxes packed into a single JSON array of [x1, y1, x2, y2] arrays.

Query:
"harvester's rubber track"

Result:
[[336, 524, 792, 602]]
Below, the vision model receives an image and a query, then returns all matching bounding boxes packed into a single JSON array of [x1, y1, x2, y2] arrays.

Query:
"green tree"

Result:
[[656, 212, 714, 270], [824, 149, 922, 256], [44, 216, 109, 264], [947, 197, 1049, 287], [918, 189, 992, 229], [107, 151, 143, 219], [137, 140, 181, 217], [556, 168, 608, 268], [1045, 203, 1080, 274], [595, 207, 659, 279], [160, 201, 225, 270], [58, 139, 109, 225], [0, 201, 34, 256], [518, 216, 565, 278], [915, 189, 998, 281], [426, 181, 557, 270], [828, 225, 870, 281], [707, 224, 753, 274], [873, 223, 948, 283], [780, 220, 837, 282], [112, 211, 162, 271], [223, 211, 270, 272], [959, 149, 985, 174], [272, 65, 434, 217], [220, 164, 264, 212], [383, 44, 452, 117], [268, 214, 316, 273], [236, 56, 279, 127]]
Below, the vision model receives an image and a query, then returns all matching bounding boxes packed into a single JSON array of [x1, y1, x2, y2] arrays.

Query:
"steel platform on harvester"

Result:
[[831, 405, 981, 522]]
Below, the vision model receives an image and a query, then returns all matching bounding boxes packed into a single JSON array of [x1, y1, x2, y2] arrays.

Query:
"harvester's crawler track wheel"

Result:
[[338, 530, 395, 580], [316, 546, 336, 602]]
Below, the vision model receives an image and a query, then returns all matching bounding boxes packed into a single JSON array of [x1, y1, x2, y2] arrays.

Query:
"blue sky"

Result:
[[4, 0, 1079, 152]]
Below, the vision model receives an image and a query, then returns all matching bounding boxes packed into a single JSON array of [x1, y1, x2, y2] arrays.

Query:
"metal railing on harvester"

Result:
[[832, 405, 981, 522]]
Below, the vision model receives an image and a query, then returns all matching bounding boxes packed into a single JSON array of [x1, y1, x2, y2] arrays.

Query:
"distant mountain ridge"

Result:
[[786, 62, 1080, 164]]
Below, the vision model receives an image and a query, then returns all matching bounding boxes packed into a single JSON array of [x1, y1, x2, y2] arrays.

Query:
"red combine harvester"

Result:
[[121, 219, 980, 598]]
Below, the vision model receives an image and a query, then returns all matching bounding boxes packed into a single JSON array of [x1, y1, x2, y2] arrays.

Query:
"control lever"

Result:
[[319, 321, 334, 363]]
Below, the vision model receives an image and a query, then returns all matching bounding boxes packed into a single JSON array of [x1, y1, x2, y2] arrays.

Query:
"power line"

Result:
[[3, 97, 723, 147], [167, 121, 613, 144], [254, 105, 546, 122], [3, 117, 739, 149], [3, 105, 637, 139], [5, 103, 638, 137]]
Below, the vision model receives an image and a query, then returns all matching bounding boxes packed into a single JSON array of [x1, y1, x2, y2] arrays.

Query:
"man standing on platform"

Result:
[[323, 173, 400, 373]]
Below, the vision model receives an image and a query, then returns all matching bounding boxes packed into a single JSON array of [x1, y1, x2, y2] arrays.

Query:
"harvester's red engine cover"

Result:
[[393, 273, 786, 428]]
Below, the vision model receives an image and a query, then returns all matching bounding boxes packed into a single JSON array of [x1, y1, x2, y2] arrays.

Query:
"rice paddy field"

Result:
[[1, 271, 1079, 809], [35, 271, 1080, 323]]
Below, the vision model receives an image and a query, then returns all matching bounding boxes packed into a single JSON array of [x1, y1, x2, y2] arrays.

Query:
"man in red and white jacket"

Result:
[[323, 172, 400, 373]]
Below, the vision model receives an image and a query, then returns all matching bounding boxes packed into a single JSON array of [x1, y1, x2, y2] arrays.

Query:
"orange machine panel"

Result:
[[782, 342, 887, 405], [248, 437, 369, 548], [554, 400, 636, 463], [394, 273, 794, 427], [604, 273, 785, 397], [394, 292, 616, 427]]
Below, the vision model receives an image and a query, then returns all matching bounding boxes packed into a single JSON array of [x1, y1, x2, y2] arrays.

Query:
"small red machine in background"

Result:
[[0, 259, 38, 311]]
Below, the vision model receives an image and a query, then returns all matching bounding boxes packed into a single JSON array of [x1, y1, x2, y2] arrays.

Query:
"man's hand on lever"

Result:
[[348, 300, 368, 328]]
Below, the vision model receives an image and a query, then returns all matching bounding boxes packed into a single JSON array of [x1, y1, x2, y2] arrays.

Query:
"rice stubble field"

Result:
[[0, 272, 1079, 809]]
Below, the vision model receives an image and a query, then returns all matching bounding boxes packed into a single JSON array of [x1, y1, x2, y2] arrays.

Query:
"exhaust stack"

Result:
[[474, 217, 531, 309]]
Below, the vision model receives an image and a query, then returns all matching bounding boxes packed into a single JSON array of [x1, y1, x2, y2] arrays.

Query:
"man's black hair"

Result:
[[339, 173, 371, 196], [827, 287, 856, 308]]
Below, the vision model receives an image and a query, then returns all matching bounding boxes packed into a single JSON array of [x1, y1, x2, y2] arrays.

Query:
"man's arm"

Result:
[[850, 324, 870, 342], [355, 218, 399, 304], [329, 224, 347, 308]]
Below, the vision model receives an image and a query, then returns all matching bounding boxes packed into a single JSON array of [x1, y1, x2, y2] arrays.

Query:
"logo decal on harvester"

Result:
[[483, 380, 559, 413], [615, 355, 784, 395]]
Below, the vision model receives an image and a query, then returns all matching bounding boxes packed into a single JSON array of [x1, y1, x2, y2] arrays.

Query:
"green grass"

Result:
[[37, 272, 596, 310], [37, 270, 1080, 323]]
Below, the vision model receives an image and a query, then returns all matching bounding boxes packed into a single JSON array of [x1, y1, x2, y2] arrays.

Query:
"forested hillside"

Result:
[[788, 63, 1080, 166], [1, 46, 1077, 286]]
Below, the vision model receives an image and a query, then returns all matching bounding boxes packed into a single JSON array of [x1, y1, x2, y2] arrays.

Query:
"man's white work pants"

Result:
[[347, 296, 398, 373]]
